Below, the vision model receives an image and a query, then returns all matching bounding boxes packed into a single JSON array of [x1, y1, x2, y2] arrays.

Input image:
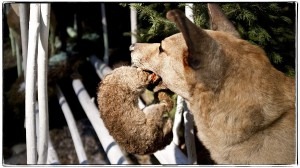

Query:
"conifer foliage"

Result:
[[123, 3, 295, 75]]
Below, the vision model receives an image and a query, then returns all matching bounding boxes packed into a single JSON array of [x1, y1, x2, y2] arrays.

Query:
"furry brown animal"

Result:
[[130, 4, 295, 164], [97, 66, 173, 155]]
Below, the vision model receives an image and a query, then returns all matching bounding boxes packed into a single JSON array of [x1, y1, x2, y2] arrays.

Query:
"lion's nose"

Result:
[[129, 44, 135, 51]]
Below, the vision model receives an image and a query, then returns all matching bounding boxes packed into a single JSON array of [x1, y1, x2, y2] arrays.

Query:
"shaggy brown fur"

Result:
[[97, 66, 173, 155], [130, 4, 295, 164]]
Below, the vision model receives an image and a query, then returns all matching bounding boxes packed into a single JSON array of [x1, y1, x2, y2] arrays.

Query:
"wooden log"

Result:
[[19, 3, 29, 76], [185, 3, 194, 23], [172, 96, 184, 146], [37, 3, 50, 164], [72, 79, 129, 164], [46, 135, 60, 164], [101, 3, 109, 64], [130, 4, 137, 44], [25, 3, 40, 164], [56, 85, 88, 164], [35, 105, 60, 164], [183, 110, 197, 164]]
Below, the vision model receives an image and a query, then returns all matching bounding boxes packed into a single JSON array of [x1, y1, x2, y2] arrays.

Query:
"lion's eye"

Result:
[[159, 45, 164, 53]]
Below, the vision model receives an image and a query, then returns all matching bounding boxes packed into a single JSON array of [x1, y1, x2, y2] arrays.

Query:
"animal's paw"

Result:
[[155, 90, 174, 112], [162, 118, 173, 141]]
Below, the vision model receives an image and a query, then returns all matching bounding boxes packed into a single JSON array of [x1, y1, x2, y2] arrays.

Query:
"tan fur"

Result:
[[97, 66, 173, 155], [130, 5, 295, 164]]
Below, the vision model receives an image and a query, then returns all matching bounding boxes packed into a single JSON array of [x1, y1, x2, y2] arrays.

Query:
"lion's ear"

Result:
[[166, 9, 219, 70], [208, 3, 240, 38]]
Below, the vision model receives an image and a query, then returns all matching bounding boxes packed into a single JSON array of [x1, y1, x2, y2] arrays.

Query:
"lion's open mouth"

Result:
[[139, 68, 161, 85], [146, 71, 164, 91], [131, 65, 166, 91], [148, 72, 161, 84]]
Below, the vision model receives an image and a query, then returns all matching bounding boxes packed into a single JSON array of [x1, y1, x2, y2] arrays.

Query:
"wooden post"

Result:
[[185, 3, 194, 22], [184, 110, 197, 164], [37, 3, 50, 164], [25, 3, 40, 164], [172, 96, 184, 146], [101, 3, 109, 64], [130, 4, 137, 44], [56, 85, 88, 164], [19, 3, 29, 76], [46, 134, 60, 164]]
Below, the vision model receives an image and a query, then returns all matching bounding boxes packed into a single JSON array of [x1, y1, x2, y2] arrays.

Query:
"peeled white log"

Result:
[[46, 135, 60, 164], [37, 3, 50, 164], [101, 3, 109, 64], [183, 110, 197, 164], [172, 96, 184, 146], [25, 3, 40, 164], [130, 4, 137, 44], [185, 3, 194, 23], [19, 3, 29, 76], [153, 142, 188, 164], [72, 79, 129, 164], [88, 55, 111, 79], [16, 42, 22, 76], [35, 102, 60, 164], [7, 4, 22, 76], [56, 85, 88, 164], [8, 27, 16, 57]]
